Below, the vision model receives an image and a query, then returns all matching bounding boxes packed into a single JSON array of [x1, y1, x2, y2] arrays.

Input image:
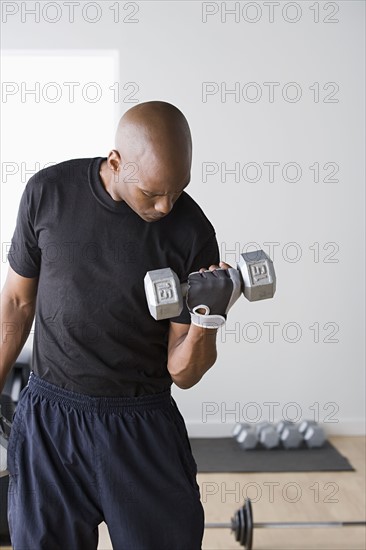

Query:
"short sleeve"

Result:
[[7, 183, 41, 278], [170, 232, 220, 324]]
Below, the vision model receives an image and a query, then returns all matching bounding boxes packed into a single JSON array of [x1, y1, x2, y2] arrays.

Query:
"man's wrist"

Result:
[[189, 311, 226, 329]]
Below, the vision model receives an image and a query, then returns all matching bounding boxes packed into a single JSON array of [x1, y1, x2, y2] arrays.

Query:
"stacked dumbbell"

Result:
[[233, 420, 326, 450]]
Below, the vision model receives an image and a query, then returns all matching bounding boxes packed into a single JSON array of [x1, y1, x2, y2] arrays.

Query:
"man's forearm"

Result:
[[167, 324, 218, 389], [0, 297, 35, 393]]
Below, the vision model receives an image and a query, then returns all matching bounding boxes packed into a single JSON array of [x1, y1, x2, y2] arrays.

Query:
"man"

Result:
[[0, 101, 240, 549]]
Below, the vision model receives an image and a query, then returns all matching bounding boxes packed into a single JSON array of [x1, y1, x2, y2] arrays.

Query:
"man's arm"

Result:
[[166, 260, 236, 389], [167, 321, 218, 389], [0, 266, 38, 393]]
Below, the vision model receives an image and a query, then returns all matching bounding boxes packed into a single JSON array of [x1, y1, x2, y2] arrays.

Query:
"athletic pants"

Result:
[[7, 372, 204, 549]]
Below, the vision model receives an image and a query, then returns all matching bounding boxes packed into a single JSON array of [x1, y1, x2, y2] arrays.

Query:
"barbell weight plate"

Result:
[[231, 508, 241, 543], [244, 498, 253, 550], [231, 499, 253, 548], [240, 504, 246, 547]]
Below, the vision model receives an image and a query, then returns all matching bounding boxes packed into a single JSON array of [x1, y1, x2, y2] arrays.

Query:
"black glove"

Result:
[[186, 268, 242, 329]]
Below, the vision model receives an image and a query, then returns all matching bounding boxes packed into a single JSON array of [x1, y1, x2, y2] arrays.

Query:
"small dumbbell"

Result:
[[144, 249, 276, 321], [232, 423, 246, 438], [299, 420, 327, 448], [277, 421, 303, 449], [298, 420, 318, 434], [256, 422, 280, 449], [305, 427, 326, 448], [276, 420, 293, 434], [255, 421, 271, 437], [234, 424, 258, 450]]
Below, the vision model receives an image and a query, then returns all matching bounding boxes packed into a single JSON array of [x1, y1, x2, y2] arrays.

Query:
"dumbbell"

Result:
[[233, 424, 258, 450], [299, 420, 326, 448], [144, 249, 276, 321], [277, 420, 326, 449], [256, 422, 280, 449], [276, 421, 303, 449]]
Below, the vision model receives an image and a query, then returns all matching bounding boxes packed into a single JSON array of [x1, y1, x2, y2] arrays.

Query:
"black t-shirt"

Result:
[[8, 157, 220, 396]]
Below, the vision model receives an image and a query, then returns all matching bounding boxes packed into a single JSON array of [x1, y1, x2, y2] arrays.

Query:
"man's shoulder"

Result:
[[26, 157, 96, 190]]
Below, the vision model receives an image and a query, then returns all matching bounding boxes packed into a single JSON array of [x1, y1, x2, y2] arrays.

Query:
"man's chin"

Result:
[[143, 214, 165, 222]]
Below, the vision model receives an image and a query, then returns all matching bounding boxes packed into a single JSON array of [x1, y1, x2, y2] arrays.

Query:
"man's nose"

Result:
[[154, 196, 173, 215]]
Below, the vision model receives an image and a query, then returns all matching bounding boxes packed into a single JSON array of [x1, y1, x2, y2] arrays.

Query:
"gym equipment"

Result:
[[234, 422, 281, 451], [0, 408, 11, 478], [259, 426, 280, 449], [234, 420, 327, 450], [238, 250, 276, 301], [299, 419, 317, 434], [232, 423, 246, 438], [144, 249, 276, 320], [298, 420, 326, 447], [205, 498, 366, 549], [254, 421, 270, 437], [235, 425, 258, 450], [276, 420, 294, 433], [2, 347, 31, 403], [0, 353, 31, 545], [279, 423, 303, 449], [304, 424, 326, 448], [254, 422, 279, 449], [0, 395, 16, 479]]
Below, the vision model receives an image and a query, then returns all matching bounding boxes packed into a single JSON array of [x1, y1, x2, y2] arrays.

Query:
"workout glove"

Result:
[[186, 268, 242, 329]]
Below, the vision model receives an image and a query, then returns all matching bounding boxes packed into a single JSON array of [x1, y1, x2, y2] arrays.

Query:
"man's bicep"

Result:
[[2, 265, 39, 306], [7, 180, 42, 279]]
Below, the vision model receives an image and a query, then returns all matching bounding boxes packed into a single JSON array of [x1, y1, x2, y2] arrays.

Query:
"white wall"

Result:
[[1, 1, 365, 435], [1, 50, 119, 282]]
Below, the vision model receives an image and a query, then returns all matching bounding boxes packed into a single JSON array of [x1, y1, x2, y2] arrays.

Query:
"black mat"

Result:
[[189, 438, 354, 472]]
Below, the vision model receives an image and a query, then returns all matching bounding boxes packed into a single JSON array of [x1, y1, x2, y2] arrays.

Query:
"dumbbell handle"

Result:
[[180, 282, 189, 297], [173, 271, 237, 308], [182, 249, 276, 302]]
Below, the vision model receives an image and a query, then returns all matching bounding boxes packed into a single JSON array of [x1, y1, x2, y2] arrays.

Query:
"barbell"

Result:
[[205, 498, 366, 549]]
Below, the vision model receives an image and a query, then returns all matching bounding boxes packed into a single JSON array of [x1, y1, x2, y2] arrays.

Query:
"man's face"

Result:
[[127, 180, 190, 223], [111, 153, 190, 222]]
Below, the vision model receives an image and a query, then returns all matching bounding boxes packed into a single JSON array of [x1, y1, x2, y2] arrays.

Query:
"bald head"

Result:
[[115, 101, 192, 170], [101, 101, 192, 222]]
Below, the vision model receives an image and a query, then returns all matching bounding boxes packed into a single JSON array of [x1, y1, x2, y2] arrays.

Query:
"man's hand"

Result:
[[186, 261, 242, 329], [198, 260, 232, 272]]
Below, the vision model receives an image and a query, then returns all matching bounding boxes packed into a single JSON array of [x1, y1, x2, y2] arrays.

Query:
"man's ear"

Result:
[[108, 149, 122, 172]]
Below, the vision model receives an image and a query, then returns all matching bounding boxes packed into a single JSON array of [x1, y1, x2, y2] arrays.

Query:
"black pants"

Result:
[[7, 372, 204, 549]]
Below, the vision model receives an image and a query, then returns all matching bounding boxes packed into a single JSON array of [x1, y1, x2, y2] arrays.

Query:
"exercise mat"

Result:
[[189, 438, 354, 472]]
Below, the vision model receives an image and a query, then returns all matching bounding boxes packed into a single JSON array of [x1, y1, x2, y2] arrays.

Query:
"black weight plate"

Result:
[[239, 504, 246, 547], [231, 509, 240, 542], [244, 498, 253, 550]]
